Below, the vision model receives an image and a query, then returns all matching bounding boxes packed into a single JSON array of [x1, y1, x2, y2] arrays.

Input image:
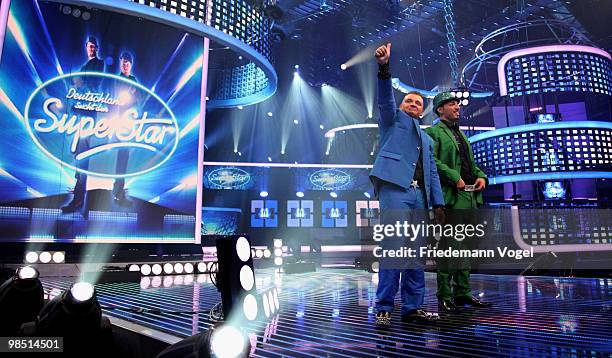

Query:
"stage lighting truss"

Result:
[[250, 246, 274, 260], [24, 251, 65, 264], [126, 261, 218, 277]]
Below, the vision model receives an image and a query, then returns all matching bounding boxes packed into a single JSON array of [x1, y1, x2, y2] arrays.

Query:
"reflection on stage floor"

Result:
[[41, 269, 612, 357]]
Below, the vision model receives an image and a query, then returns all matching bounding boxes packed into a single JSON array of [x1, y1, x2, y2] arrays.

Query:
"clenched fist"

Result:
[[375, 43, 391, 65]]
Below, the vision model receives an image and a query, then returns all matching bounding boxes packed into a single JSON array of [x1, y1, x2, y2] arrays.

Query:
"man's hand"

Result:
[[456, 178, 466, 190], [474, 178, 486, 191], [375, 43, 391, 65], [434, 207, 445, 225]]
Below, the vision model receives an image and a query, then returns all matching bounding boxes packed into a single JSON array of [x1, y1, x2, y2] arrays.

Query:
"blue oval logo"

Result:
[[208, 168, 251, 189], [309, 169, 352, 190], [24, 72, 179, 178]]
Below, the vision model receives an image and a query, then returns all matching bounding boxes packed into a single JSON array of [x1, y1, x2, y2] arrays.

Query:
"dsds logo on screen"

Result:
[[24, 72, 179, 178]]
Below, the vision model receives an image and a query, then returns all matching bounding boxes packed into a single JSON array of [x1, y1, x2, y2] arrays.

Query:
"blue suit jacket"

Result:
[[369, 78, 445, 208]]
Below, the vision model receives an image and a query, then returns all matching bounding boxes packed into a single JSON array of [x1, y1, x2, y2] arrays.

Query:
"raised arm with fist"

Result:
[[375, 43, 391, 65]]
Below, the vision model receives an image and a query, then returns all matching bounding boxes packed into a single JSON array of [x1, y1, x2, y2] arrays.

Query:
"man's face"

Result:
[[437, 100, 460, 121], [120, 58, 132, 76], [86, 42, 97, 58], [399, 93, 424, 119]]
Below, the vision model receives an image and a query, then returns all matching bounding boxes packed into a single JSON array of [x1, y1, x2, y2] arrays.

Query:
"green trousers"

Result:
[[437, 190, 477, 301]]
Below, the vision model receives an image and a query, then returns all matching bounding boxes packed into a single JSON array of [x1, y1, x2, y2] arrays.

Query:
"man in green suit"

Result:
[[425, 92, 492, 311]]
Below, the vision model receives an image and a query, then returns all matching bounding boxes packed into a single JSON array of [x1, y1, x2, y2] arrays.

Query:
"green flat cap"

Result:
[[433, 91, 459, 111]]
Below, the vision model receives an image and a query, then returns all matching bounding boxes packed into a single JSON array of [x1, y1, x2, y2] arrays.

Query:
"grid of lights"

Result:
[[130, 0, 207, 21], [499, 45, 611, 97], [24, 251, 65, 264], [470, 122, 612, 183], [127, 261, 217, 276], [518, 209, 611, 247]]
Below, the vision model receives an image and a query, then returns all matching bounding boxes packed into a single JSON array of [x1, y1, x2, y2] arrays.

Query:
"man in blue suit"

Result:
[[370, 43, 445, 326]]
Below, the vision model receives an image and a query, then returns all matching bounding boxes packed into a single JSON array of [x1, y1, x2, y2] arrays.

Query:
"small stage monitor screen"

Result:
[[0, 0, 205, 243]]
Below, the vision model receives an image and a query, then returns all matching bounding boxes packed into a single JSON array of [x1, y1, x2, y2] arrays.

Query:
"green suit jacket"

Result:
[[424, 120, 487, 207]]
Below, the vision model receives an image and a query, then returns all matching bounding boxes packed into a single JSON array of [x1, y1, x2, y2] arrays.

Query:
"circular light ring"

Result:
[[25, 251, 38, 264], [263, 249, 271, 258], [236, 236, 251, 262], [163, 263, 174, 274], [274, 248, 283, 257], [128, 264, 140, 272], [255, 250, 264, 258], [39, 251, 52, 263], [455, 91, 463, 98], [210, 326, 246, 358], [52, 252, 65, 263], [207, 262, 217, 272], [173, 263, 184, 274], [461, 99, 469, 106], [70, 282, 94, 302], [262, 293, 270, 317], [17, 266, 38, 280], [463, 91, 470, 98], [274, 257, 283, 266], [184, 263, 194, 274], [141, 264, 152, 276], [273, 239, 282, 248], [243, 294, 258, 321], [152, 264, 163, 275], [197, 262, 208, 273], [239, 265, 255, 291]]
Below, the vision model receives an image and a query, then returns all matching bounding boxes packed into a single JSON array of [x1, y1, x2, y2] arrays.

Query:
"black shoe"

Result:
[[401, 310, 440, 323], [375, 311, 391, 326], [61, 199, 83, 213], [455, 296, 493, 308], [438, 299, 459, 312]]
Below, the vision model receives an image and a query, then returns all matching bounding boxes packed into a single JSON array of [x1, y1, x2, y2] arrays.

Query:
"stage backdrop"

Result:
[[0, 0, 205, 243]]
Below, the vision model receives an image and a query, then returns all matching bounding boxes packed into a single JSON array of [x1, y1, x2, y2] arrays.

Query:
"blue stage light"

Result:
[[296, 191, 304, 198], [294, 64, 299, 69], [260, 191, 269, 198], [330, 192, 338, 198], [364, 192, 371, 199]]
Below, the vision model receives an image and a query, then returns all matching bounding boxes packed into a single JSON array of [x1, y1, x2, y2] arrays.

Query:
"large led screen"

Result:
[[0, 1, 205, 243]]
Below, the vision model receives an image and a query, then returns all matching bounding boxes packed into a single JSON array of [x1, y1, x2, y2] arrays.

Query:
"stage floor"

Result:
[[41, 269, 612, 357]]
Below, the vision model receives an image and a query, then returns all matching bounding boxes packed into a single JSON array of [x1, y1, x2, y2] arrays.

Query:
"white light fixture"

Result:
[[163, 263, 174, 274], [330, 192, 338, 198], [274, 257, 283, 266], [243, 294, 258, 321], [70, 282, 94, 302], [274, 239, 282, 248], [17, 266, 38, 280], [39, 251, 52, 263], [296, 191, 304, 198], [25, 251, 38, 264], [259, 191, 269, 198], [173, 263, 184, 274], [197, 262, 207, 273], [184, 263, 194, 274], [236, 236, 251, 262], [52, 252, 65, 263], [152, 264, 162, 275], [263, 249, 271, 258], [210, 325, 246, 358], [128, 264, 140, 272], [141, 264, 152, 276], [239, 265, 255, 291]]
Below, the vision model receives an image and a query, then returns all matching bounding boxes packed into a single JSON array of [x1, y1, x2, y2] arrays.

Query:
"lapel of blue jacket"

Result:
[[411, 117, 422, 141]]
